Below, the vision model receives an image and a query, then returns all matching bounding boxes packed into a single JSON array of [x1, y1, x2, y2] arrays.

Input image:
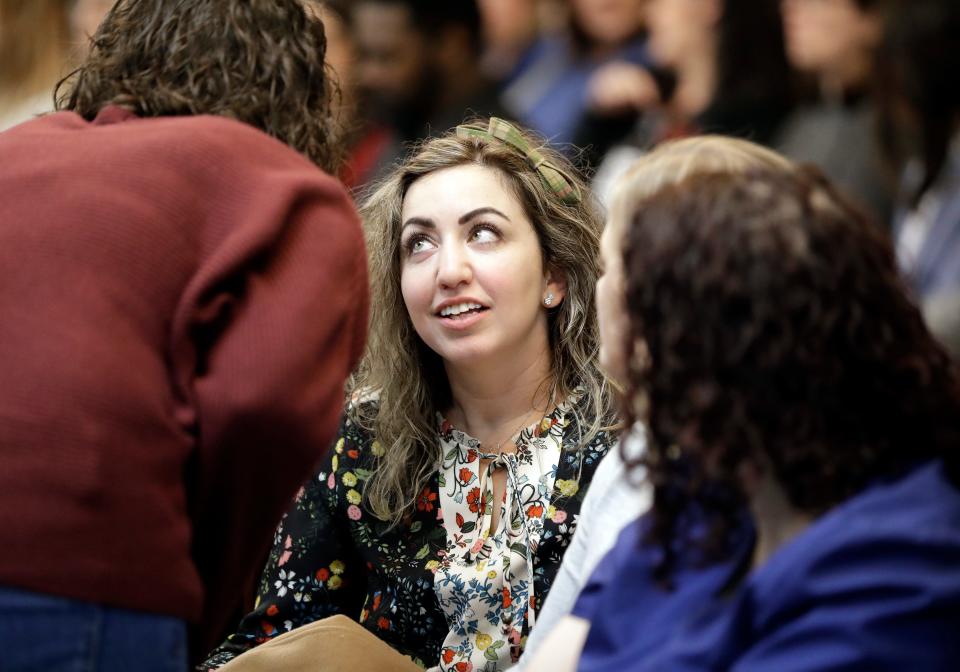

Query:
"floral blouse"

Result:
[[202, 394, 613, 671]]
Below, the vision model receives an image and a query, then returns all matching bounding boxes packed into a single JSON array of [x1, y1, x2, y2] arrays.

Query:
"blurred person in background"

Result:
[[350, 0, 507, 189], [0, 0, 369, 669], [877, 0, 960, 358], [583, 0, 794, 203], [477, 0, 541, 85], [316, 0, 397, 191], [0, 0, 72, 130], [70, 0, 112, 42], [532, 142, 960, 672], [502, 0, 650, 150], [426, 0, 509, 133], [774, 0, 891, 224]]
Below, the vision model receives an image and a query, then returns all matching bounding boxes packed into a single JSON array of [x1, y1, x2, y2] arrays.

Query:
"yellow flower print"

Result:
[[546, 505, 557, 520], [476, 633, 493, 651], [555, 479, 579, 497], [342, 472, 358, 487], [371, 440, 384, 457], [346, 489, 362, 505], [425, 560, 440, 572], [327, 575, 342, 590], [331, 455, 339, 474], [487, 570, 497, 579], [330, 560, 345, 575], [335, 438, 344, 454]]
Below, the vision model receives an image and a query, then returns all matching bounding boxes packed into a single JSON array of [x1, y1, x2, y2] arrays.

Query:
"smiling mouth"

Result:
[[436, 302, 489, 320]]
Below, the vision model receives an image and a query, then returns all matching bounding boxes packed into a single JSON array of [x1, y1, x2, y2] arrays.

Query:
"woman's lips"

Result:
[[436, 307, 489, 331]]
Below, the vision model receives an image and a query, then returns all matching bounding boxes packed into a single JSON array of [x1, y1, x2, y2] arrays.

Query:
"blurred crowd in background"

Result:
[[2, 0, 958, 354]]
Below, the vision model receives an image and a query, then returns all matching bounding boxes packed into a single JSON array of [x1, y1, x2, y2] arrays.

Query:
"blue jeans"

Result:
[[0, 586, 187, 672]]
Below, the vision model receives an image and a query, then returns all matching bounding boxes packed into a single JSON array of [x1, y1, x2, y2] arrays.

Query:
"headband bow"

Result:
[[455, 117, 582, 205]]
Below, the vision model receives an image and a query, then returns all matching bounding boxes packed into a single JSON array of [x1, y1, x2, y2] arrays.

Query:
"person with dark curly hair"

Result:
[[533, 137, 960, 670], [0, 1, 368, 669]]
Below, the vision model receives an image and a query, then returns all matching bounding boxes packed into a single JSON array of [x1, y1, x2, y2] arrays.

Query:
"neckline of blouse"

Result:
[[437, 389, 581, 451]]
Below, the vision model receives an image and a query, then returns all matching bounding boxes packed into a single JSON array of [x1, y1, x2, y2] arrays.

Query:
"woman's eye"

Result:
[[470, 224, 501, 244], [404, 235, 435, 255]]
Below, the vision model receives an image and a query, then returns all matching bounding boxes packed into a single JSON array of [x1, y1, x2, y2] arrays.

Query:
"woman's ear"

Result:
[[543, 266, 568, 308]]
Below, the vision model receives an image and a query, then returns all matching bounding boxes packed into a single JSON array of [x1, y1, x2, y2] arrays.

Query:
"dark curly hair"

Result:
[[55, 0, 342, 172], [620, 167, 960, 584]]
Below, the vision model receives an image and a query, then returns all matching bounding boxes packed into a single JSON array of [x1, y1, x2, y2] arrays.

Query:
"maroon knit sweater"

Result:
[[0, 108, 369, 657]]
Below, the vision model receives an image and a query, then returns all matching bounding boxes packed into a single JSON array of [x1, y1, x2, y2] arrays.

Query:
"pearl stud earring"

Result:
[[544, 293, 554, 306]]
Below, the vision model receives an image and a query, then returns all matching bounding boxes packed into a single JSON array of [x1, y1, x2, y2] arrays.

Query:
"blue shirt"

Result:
[[501, 36, 650, 149], [573, 461, 960, 670]]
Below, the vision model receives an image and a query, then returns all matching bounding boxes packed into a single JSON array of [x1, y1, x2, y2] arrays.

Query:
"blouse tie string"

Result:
[[478, 449, 539, 635]]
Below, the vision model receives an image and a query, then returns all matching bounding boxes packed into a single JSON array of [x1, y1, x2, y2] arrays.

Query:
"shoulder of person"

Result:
[[748, 460, 960, 621], [325, 399, 381, 469], [147, 113, 342, 186]]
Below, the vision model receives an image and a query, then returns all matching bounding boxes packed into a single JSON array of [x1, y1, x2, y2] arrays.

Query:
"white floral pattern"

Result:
[[432, 398, 570, 672]]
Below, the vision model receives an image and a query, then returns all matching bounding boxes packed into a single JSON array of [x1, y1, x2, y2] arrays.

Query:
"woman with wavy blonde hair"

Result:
[[205, 119, 617, 671]]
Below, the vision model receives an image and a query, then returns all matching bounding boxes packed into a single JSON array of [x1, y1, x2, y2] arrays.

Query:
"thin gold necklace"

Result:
[[492, 390, 557, 455], [493, 408, 542, 455]]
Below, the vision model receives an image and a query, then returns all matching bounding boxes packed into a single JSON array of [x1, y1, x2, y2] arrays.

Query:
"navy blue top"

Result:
[[573, 460, 960, 671], [503, 36, 650, 149]]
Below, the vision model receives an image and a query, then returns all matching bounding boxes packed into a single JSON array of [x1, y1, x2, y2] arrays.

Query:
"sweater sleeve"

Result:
[[170, 170, 369, 661], [199, 419, 369, 669]]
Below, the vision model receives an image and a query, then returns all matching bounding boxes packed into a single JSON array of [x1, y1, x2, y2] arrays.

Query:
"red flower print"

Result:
[[466, 449, 478, 463], [266, 604, 279, 617], [416, 486, 437, 512], [441, 419, 453, 435], [456, 512, 465, 528], [372, 592, 382, 611], [377, 616, 391, 630], [526, 504, 544, 519], [348, 449, 359, 459], [502, 587, 512, 608], [316, 568, 330, 581], [467, 487, 483, 514], [260, 621, 276, 636], [458, 467, 473, 484], [442, 649, 456, 665], [454, 663, 473, 672]]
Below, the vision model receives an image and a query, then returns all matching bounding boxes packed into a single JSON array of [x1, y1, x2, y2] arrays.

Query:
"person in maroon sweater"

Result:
[[0, 1, 368, 670]]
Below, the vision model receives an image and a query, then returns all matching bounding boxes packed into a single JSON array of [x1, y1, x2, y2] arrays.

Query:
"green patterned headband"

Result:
[[455, 117, 582, 205]]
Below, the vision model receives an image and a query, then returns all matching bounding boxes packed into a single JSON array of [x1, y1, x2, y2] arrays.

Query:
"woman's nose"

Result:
[[436, 244, 473, 289]]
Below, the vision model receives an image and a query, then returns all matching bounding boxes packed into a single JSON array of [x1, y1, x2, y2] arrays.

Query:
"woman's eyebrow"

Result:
[[401, 207, 511, 231], [401, 216, 434, 231], [458, 207, 510, 224]]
